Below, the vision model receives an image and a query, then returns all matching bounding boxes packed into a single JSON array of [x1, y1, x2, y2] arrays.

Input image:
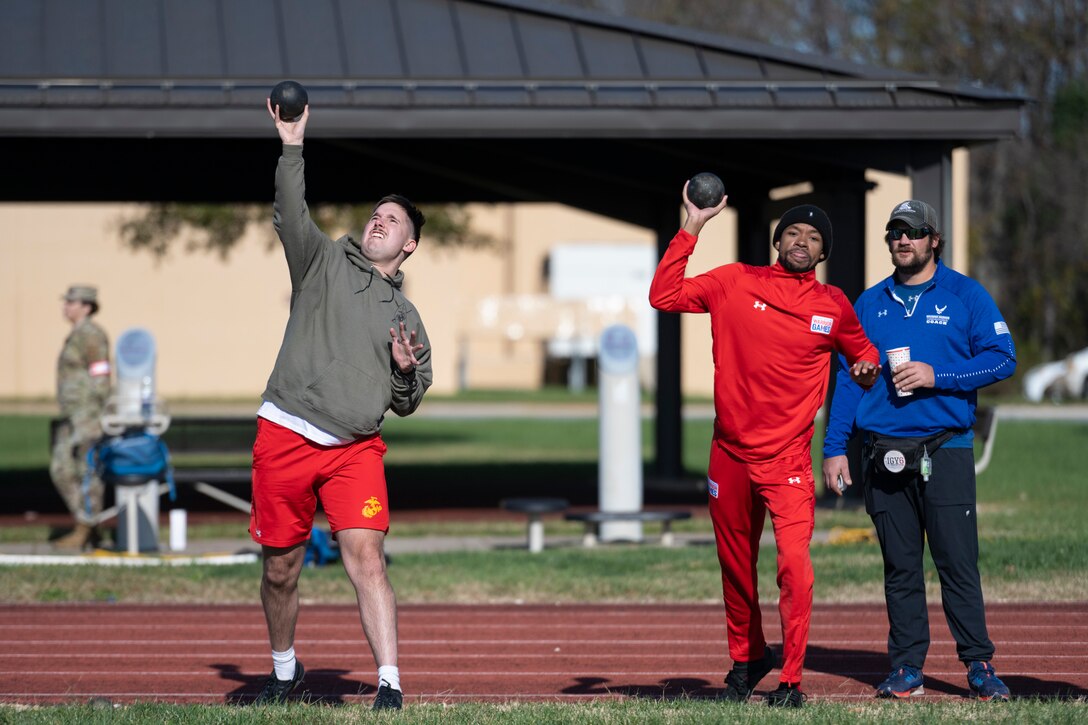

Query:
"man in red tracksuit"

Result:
[[650, 183, 880, 708]]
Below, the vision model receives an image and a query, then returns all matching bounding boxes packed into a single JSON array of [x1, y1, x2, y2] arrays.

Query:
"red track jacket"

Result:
[[650, 229, 878, 463]]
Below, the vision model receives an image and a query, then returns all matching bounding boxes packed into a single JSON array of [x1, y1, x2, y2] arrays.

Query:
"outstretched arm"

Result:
[[267, 98, 308, 145], [269, 100, 329, 287], [648, 180, 732, 313], [680, 179, 728, 238], [832, 292, 881, 388]]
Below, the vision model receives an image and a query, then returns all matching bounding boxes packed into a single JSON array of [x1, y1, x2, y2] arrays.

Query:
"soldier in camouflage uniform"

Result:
[[50, 285, 111, 549]]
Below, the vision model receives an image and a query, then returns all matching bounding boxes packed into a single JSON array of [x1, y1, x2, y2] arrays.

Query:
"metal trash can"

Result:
[[114, 478, 160, 554]]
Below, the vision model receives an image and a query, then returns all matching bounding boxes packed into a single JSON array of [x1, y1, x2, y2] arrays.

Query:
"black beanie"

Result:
[[772, 205, 833, 260]]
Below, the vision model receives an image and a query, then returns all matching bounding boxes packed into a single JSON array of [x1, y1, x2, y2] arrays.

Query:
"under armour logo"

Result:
[[935, 304, 947, 314], [788, 476, 801, 484], [754, 300, 767, 311], [878, 309, 888, 317]]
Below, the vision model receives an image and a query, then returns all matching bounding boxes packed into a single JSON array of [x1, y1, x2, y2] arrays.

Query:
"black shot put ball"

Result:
[[687, 172, 725, 209], [270, 80, 308, 122]]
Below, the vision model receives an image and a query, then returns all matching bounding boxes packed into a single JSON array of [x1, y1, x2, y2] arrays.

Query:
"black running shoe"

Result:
[[766, 682, 806, 708], [253, 660, 305, 705], [718, 647, 777, 702], [373, 681, 403, 710]]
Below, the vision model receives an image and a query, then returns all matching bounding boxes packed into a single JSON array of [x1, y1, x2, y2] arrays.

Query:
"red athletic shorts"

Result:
[[249, 417, 390, 548]]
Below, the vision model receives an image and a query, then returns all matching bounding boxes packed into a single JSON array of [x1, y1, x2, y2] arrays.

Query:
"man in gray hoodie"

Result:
[[250, 99, 432, 711]]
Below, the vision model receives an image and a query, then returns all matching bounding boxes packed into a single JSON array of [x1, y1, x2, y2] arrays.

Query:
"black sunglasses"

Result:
[[885, 227, 932, 242]]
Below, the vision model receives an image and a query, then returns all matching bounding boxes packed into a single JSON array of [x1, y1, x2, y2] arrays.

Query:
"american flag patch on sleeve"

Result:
[[994, 321, 1009, 335]]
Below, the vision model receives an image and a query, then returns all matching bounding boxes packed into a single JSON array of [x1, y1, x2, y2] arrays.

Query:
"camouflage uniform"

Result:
[[50, 317, 111, 523]]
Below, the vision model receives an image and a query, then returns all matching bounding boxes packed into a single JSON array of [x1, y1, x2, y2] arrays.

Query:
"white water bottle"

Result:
[[140, 375, 153, 420]]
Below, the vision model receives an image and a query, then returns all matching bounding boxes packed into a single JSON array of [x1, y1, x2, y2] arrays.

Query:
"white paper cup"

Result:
[[886, 346, 912, 396]]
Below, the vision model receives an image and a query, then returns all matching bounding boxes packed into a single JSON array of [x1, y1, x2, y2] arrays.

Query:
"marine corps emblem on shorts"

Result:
[[362, 496, 383, 519]]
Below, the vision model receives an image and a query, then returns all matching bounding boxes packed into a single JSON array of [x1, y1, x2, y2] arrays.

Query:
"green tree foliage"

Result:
[[119, 204, 260, 259], [563, 0, 1088, 363], [119, 202, 495, 261]]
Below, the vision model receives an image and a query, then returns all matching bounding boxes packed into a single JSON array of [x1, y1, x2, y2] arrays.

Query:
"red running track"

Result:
[[1, 603, 1086, 705]]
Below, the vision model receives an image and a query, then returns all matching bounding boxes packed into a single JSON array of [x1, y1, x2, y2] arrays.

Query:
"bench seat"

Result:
[[564, 509, 692, 547]]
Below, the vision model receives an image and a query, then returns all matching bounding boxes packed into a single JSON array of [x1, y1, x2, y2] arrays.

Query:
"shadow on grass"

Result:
[[2, 461, 707, 513]]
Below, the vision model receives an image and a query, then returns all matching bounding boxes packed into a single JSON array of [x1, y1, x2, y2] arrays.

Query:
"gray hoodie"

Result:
[[261, 144, 432, 439]]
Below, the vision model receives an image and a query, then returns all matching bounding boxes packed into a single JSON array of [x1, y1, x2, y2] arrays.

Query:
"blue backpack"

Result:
[[84, 430, 176, 514], [304, 527, 341, 567]]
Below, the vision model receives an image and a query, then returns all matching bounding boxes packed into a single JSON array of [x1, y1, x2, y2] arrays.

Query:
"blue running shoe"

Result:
[[967, 661, 1010, 701], [875, 666, 924, 699]]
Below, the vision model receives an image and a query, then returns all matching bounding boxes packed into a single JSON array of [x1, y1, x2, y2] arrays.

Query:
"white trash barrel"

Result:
[[115, 480, 160, 554], [597, 325, 642, 542]]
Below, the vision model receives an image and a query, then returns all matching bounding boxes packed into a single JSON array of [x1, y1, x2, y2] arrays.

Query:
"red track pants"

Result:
[[707, 439, 816, 685]]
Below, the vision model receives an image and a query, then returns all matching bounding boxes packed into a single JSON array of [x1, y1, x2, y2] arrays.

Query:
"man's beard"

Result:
[[893, 245, 933, 276], [780, 253, 817, 273]]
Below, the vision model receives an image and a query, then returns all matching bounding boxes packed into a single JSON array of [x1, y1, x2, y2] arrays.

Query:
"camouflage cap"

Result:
[[62, 285, 98, 304], [887, 200, 939, 232]]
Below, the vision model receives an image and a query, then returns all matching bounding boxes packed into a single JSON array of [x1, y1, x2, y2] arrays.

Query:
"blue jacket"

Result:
[[823, 260, 1016, 455]]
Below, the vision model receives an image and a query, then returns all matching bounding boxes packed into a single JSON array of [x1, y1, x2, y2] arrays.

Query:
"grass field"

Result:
[[1, 417, 1086, 605], [4, 699, 1087, 724], [1, 412, 1086, 721]]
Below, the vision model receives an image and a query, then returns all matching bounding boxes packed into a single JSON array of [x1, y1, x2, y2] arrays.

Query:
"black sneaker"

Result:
[[373, 681, 403, 710], [718, 647, 777, 702], [766, 682, 806, 708], [253, 660, 305, 705]]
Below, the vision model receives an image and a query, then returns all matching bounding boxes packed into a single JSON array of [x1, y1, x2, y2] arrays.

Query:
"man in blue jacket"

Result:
[[822, 200, 1016, 702]]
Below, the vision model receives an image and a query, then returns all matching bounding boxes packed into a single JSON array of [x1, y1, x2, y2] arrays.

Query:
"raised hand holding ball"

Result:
[[687, 172, 725, 209], [270, 80, 308, 122]]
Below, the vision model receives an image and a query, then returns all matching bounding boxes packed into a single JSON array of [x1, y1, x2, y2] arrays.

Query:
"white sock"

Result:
[[377, 665, 401, 692], [272, 647, 297, 681]]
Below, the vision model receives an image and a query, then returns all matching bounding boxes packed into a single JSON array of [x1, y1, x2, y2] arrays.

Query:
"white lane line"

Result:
[[8, 635, 1088, 644], [4, 613, 1079, 627], [3, 652, 1086, 662], [3, 669, 1085, 678]]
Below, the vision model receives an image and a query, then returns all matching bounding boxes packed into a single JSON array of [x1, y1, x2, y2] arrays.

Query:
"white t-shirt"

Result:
[[257, 400, 353, 446]]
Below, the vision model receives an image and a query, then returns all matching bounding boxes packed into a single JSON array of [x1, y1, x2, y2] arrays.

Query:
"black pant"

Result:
[[864, 445, 994, 669]]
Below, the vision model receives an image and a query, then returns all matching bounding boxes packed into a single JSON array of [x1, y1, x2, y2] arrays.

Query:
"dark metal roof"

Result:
[[0, 0, 1025, 140], [0, 0, 1029, 481]]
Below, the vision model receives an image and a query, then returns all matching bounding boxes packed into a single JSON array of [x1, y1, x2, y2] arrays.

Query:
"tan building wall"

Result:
[[0, 158, 967, 403], [2, 202, 290, 402], [0, 201, 669, 401]]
